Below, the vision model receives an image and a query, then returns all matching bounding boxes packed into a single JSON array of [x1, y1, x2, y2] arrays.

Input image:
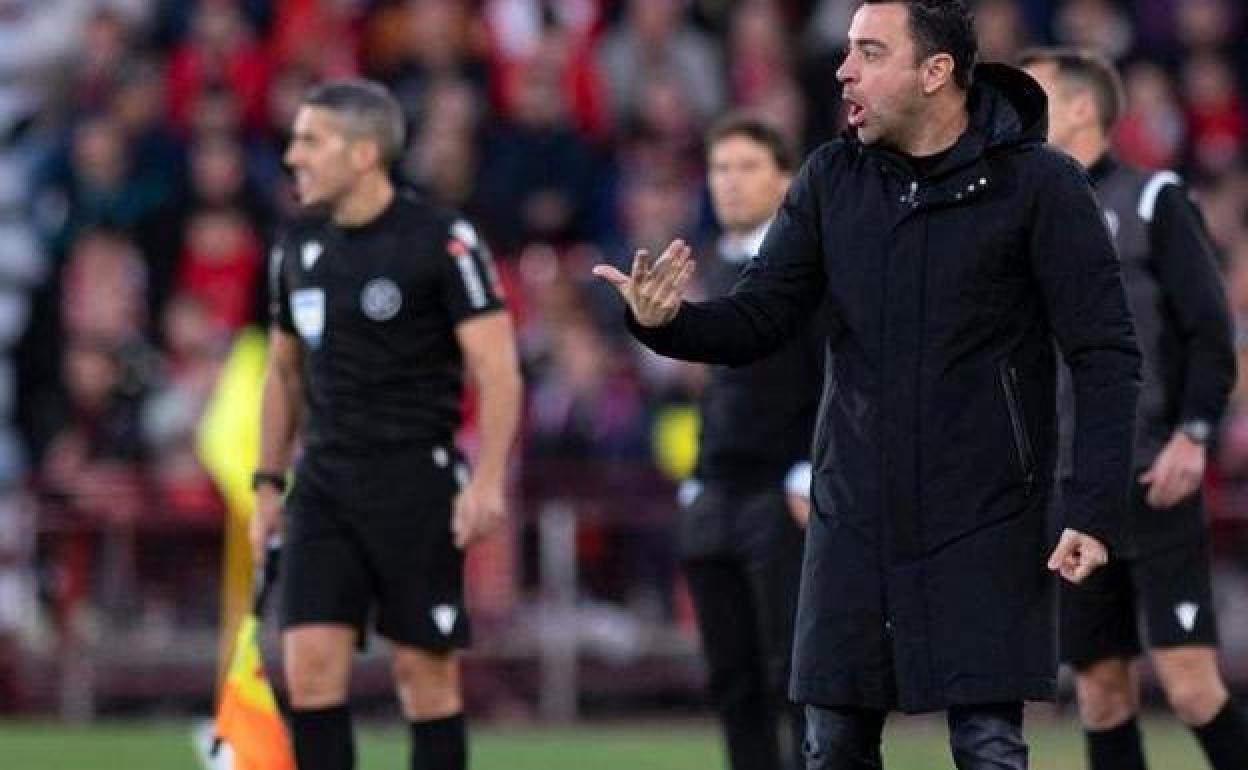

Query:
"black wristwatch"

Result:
[[1178, 419, 1213, 446], [251, 470, 288, 494]]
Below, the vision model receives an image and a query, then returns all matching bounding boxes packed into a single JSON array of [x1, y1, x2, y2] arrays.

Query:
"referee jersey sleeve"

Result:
[[268, 237, 295, 333], [1148, 183, 1235, 427], [440, 217, 504, 323]]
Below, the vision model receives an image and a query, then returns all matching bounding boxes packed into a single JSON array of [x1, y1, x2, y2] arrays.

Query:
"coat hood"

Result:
[[966, 62, 1049, 151]]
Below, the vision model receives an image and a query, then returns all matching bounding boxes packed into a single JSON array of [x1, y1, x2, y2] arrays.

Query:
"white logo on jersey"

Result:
[[448, 219, 503, 303], [360, 277, 402, 321], [1102, 209, 1120, 240], [450, 220, 479, 249], [432, 604, 458, 636], [291, 288, 326, 348], [301, 241, 323, 270], [1175, 601, 1199, 632]]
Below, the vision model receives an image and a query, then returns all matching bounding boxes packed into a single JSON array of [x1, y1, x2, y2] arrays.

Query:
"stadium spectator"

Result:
[[1181, 51, 1246, 178], [483, 0, 608, 141], [41, 338, 149, 524], [477, 51, 598, 252], [141, 294, 226, 521], [528, 319, 648, 461], [165, 0, 271, 135], [33, 114, 167, 257], [597, 0, 724, 127], [1114, 60, 1186, 170], [374, 0, 490, 128]]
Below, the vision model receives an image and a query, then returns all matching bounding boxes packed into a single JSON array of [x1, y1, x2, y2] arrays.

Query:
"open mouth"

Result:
[[845, 99, 867, 128]]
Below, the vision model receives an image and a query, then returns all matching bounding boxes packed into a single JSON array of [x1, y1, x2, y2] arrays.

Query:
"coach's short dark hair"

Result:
[[1017, 47, 1124, 133], [864, 0, 978, 91], [705, 114, 794, 172], [301, 79, 406, 164]]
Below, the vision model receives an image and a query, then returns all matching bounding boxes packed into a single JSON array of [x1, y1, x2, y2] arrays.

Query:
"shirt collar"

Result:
[[719, 218, 774, 264]]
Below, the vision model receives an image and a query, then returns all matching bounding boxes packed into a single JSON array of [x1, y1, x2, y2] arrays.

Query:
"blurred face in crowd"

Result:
[[73, 116, 127, 188], [975, 0, 1024, 63], [65, 342, 121, 413], [164, 295, 218, 359], [191, 135, 245, 203], [837, 3, 930, 148], [707, 135, 790, 234], [1022, 61, 1099, 152], [631, 0, 680, 45], [284, 106, 381, 208], [407, 0, 468, 68]]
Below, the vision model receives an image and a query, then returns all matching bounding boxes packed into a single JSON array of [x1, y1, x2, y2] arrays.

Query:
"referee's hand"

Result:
[[250, 487, 284, 566], [593, 239, 696, 328], [1046, 528, 1108, 584], [452, 478, 506, 549]]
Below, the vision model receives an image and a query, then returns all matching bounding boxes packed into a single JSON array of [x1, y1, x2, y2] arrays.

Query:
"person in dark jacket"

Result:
[[680, 114, 820, 770], [594, 2, 1141, 768], [1021, 48, 1248, 770]]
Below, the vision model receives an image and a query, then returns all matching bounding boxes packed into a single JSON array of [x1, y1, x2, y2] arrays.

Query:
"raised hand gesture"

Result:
[[593, 239, 696, 328]]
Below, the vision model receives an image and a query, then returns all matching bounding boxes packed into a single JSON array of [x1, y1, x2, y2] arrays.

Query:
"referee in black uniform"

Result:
[[679, 116, 820, 770], [251, 80, 522, 770], [1021, 49, 1248, 770]]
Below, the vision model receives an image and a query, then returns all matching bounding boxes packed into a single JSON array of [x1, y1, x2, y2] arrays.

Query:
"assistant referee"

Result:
[[251, 80, 522, 770]]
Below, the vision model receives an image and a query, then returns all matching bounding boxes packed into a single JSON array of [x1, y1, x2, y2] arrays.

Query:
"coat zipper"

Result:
[[999, 361, 1036, 496]]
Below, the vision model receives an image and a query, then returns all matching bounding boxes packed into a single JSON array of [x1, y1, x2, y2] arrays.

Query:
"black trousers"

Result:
[[803, 703, 1028, 770], [681, 480, 807, 770]]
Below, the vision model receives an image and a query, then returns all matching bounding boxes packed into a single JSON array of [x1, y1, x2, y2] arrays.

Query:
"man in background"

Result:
[[680, 114, 820, 770], [1022, 48, 1248, 770]]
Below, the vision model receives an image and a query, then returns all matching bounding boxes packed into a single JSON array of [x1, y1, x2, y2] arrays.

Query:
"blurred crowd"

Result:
[[1, 0, 1248, 676]]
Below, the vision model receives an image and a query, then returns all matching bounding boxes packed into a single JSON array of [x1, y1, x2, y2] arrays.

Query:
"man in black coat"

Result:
[[681, 114, 820, 770], [595, 1, 1141, 768], [1022, 48, 1248, 770]]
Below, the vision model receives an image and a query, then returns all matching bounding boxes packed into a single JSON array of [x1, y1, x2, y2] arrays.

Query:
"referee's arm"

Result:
[[453, 311, 522, 548], [251, 328, 303, 561]]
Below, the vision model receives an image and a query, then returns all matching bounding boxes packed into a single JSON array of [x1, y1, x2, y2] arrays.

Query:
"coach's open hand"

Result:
[[593, 239, 696, 328], [452, 478, 505, 549], [1047, 528, 1109, 584]]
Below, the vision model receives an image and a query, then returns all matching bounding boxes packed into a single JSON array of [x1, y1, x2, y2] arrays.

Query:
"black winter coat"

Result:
[[631, 64, 1141, 712]]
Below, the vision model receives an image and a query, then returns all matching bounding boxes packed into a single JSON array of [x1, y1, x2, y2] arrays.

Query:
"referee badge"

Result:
[[360, 277, 402, 321], [301, 240, 322, 270], [431, 604, 458, 636], [291, 288, 326, 348], [1175, 601, 1199, 633]]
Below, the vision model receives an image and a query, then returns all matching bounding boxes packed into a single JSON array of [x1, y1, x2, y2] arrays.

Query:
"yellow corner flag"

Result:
[[198, 327, 294, 769], [215, 611, 295, 770], [197, 325, 269, 689]]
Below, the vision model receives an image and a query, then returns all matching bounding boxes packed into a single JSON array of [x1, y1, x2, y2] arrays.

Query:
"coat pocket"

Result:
[[998, 360, 1036, 497]]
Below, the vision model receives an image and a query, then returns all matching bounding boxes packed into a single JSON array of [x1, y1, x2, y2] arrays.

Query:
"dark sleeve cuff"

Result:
[[1060, 479, 1126, 559], [625, 305, 685, 354]]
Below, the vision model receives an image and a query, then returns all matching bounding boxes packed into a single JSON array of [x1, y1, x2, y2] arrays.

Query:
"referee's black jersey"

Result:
[[1057, 155, 1234, 555], [270, 189, 504, 456]]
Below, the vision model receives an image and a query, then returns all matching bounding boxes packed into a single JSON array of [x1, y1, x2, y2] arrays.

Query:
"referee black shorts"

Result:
[[279, 445, 471, 652], [1060, 493, 1218, 669]]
